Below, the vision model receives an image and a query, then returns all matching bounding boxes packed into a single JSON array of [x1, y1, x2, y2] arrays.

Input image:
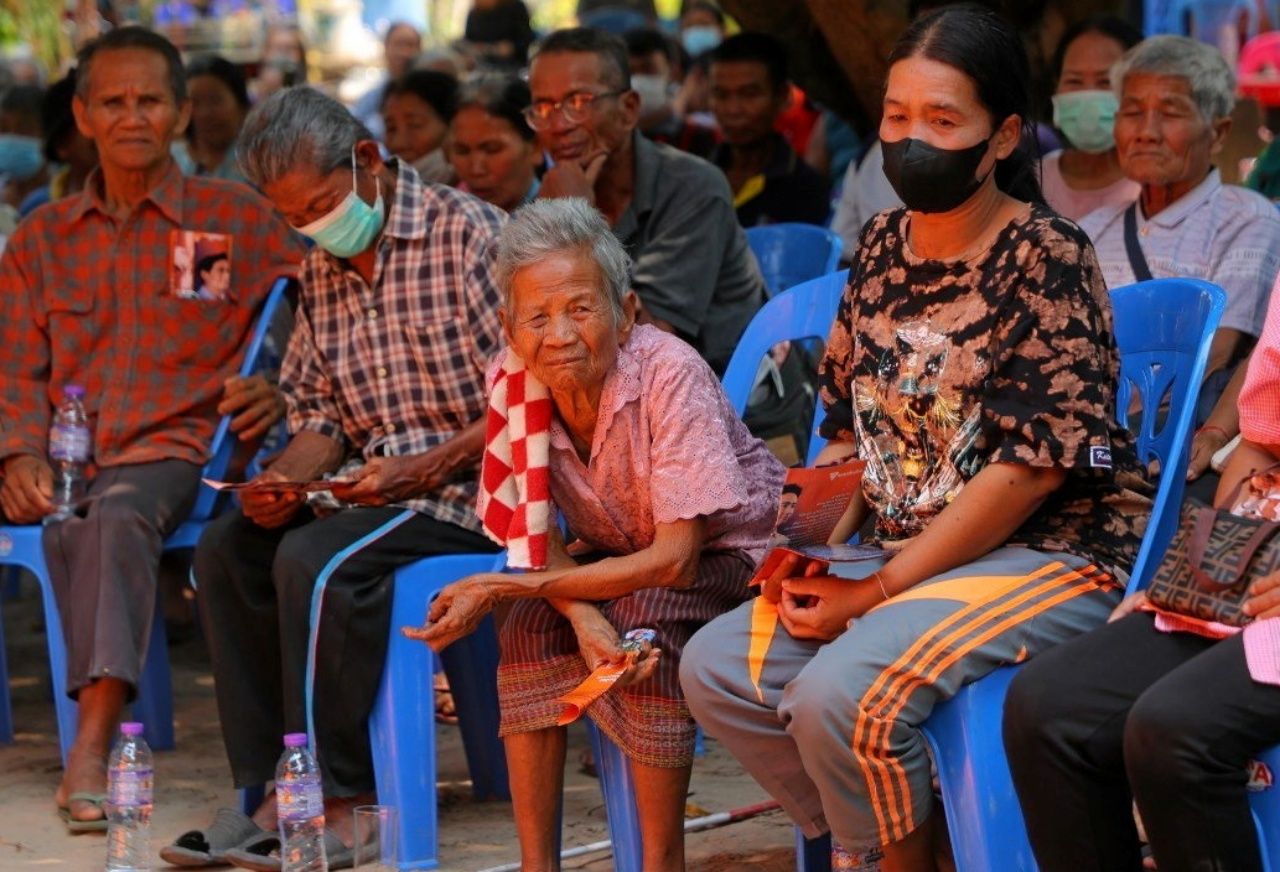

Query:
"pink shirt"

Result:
[[547, 325, 786, 563], [1040, 150, 1140, 223]]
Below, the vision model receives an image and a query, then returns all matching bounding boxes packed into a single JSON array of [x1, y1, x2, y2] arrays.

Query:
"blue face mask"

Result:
[[293, 148, 384, 258], [681, 25, 722, 57], [0, 134, 44, 181]]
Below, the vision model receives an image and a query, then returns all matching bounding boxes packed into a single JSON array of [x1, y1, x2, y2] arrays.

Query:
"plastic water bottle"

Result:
[[832, 841, 883, 871], [45, 384, 90, 524], [106, 722, 153, 872], [277, 733, 327, 872]]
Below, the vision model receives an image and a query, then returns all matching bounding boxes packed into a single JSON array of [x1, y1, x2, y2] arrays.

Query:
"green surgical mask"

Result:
[[1052, 90, 1119, 154], [293, 147, 385, 258]]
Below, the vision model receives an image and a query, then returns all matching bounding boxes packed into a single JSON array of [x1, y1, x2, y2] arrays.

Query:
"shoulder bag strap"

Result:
[[1123, 203, 1154, 283]]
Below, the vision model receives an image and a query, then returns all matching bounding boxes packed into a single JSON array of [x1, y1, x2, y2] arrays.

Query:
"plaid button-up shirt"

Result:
[[0, 161, 302, 468], [282, 164, 506, 532]]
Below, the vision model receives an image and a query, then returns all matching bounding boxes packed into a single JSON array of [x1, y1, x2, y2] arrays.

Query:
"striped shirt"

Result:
[[1078, 169, 1280, 337], [0, 161, 302, 468], [281, 163, 506, 532]]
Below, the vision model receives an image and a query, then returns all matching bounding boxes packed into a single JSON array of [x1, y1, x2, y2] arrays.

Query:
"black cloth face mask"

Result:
[[881, 136, 993, 214]]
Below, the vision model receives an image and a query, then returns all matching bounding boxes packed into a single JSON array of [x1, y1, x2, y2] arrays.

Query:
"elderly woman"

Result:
[[1078, 35, 1280, 484], [415, 197, 785, 872], [1004, 277, 1280, 871]]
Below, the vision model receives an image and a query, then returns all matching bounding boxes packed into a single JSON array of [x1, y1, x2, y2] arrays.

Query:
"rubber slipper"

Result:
[[56, 791, 109, 833], [160, 807, 268, 867], [224, 827, 355, 871]]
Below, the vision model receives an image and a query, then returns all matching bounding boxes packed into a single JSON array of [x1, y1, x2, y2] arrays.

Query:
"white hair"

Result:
[[238, 86, 373, 188], [1111, 35, 1235, 121]]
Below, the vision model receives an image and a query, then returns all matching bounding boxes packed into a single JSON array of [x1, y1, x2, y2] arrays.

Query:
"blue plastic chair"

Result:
[[906, 278, 1226, 872], [290, 545, 509, 870], [745, 224, 844, 298], [720, 268, 849, 466], [0, 277, 290, 761], [1251, 746, 1280, 872]]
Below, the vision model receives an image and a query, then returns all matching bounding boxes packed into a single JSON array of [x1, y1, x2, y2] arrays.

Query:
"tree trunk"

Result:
[[719, 0, 1128, 135]]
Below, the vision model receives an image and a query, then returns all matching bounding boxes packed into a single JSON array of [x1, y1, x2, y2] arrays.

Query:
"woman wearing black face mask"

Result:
[[680, 6, 1153, 870]]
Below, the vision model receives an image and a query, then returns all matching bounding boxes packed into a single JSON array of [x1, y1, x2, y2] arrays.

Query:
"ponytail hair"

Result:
[[888, 3, 1043, 205]]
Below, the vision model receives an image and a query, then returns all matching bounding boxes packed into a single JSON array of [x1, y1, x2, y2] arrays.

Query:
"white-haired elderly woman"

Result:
[[413, 197, 785, 871], [1079, 34, 1280, 486]]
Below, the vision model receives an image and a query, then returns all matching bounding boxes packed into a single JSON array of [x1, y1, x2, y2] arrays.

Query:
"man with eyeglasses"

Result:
[[528, 26, 766, 377]]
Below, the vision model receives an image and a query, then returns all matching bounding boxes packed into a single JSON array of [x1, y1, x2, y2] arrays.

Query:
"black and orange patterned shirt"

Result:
[[818, 204, 1152, 576]]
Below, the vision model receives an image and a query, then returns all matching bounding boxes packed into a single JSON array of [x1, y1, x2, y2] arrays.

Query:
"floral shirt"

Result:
[[818, 205, 1152, 576]]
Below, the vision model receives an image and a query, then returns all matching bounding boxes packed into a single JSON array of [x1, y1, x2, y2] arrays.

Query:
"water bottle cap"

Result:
[[120, 722, 144, 736], [64, 384, 85, 398], [283, 732, 309, 748]]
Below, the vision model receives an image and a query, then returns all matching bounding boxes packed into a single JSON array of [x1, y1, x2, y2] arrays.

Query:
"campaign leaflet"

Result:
[[749, 458, 882, 585]]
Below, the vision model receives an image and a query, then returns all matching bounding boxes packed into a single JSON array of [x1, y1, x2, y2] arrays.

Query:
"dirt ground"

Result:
[[0, 573, 798, 871]]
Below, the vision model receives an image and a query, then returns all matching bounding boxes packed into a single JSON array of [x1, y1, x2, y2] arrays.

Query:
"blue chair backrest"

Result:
[[745, 223, 843, 298], [721, 269, 848, 466], [1110, 278, 1226, 590], [187, 276, 291, 522]]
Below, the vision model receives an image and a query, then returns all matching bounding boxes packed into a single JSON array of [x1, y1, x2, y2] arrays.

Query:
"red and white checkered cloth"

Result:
[[478, 349, 554, 569]]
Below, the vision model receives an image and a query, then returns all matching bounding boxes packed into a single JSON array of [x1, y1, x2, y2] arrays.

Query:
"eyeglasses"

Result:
[[522, 89, 626, 129]]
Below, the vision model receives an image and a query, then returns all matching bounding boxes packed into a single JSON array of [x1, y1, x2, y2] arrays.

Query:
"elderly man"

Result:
[[351, 20, 423, 140], [530, 27, 765, 376], [1079, 35, 1280, 481], [164, 87, 506, 866], [0, 27, 301, 830]]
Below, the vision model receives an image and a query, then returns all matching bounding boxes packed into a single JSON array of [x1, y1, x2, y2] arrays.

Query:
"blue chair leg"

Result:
[[0, 595, 12, 745], [919, 666, 1038, 872], [586, 720, 644, 872], [133, 590, 175, 751], [240, 784, 266, 817], [1249, 746, 1280, 872], [29, 545, 78, 766], [795, 829, 831, 872], [438, 614, 509, 802], [369, 552, 506, 871]]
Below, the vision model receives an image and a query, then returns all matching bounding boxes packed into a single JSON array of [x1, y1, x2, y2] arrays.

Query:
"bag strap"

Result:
[[1123, 203, 1154, 283], [1187, 504, 1280, 589]]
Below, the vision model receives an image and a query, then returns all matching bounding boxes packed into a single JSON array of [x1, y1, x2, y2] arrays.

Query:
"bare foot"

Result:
[[250, 791, 278, 831], [324, 792, 376, 848], [55, 746, 109, 823]]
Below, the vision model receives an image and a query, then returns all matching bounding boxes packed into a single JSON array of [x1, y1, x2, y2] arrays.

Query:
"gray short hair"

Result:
[[495, 198, 631, 325], [237, 86, 373, 189], [1112, 35, 1235, 121]]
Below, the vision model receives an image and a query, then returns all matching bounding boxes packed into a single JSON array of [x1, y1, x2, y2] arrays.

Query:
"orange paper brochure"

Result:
[[769, 458, 866, 549], [555, 628, 657, 725]]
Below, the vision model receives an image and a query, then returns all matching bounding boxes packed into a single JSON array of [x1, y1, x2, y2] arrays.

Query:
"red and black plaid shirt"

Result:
[[0, 161, 302, 468]]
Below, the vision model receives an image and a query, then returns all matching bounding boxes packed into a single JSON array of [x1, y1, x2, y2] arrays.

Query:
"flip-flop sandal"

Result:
[[160, 807, 269, 867], [56, 792, 109, 833], [223, 828, 355, 871]]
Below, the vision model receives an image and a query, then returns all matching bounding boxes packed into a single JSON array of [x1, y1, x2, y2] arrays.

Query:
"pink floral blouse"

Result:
[[547, 325, 786, 563]]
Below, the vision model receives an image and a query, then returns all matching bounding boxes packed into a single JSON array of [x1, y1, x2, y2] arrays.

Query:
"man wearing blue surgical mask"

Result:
[[0, 84, 49, 210], [171, 85, 508, 863], [1040, 16, 1142, 221]]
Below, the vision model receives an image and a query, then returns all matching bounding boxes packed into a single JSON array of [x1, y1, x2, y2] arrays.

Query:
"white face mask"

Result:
[[631, 74, 671, 117]]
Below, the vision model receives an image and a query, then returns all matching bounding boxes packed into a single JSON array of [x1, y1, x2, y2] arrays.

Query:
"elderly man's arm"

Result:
[[327, 417, 486, 506], [413, 517, 707, 650]]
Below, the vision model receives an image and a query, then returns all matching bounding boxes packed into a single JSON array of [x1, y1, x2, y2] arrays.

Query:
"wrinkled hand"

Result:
[[239, 467, 304, 529], [1108, 591, 1149, 623], [0, 454, 54, 523], [402, 577, 500, 652], [778, 575, 878, 641], [758, 552, 827, 604], [219, 375, 285, 443], [1187, 428, 1230, 481], [1244, 572, 1280, 621], [327, 453, 450, 506], [539, 149, 607, 203], [570, 606, 661, 688]]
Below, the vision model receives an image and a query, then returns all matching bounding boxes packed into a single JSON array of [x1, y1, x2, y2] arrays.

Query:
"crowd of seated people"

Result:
[[4, 2, 1280, 871]]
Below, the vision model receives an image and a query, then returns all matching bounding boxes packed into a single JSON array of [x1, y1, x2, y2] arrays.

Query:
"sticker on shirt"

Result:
[[1089, 445, 1112, 469], [169, 230, 232, 301]]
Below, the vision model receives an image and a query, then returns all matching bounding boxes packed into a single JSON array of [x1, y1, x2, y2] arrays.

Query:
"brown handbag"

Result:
[[1146, 464, 1280, 627]]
